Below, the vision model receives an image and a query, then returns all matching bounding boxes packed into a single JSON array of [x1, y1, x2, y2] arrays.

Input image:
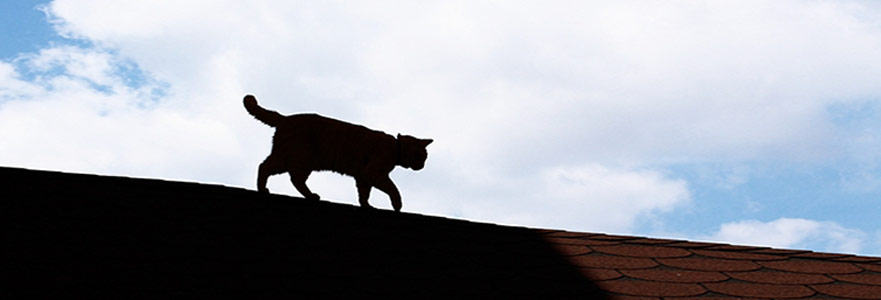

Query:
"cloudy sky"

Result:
[[2, 0, 881, 255]]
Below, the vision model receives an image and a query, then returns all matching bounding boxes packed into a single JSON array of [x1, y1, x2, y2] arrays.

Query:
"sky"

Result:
[[2, 0, 881, 256]]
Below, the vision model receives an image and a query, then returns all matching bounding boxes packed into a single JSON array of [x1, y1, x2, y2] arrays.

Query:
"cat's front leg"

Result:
[[372, 175, 402, 212], [257, 168, 270, 193], [355, 177, 374, 209]]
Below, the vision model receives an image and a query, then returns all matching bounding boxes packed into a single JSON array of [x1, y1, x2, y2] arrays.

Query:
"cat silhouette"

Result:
[[244, 94, 432, 212]]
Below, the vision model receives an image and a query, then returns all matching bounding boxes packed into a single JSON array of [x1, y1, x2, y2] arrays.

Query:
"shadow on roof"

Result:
[[4, 166, 609, 298]]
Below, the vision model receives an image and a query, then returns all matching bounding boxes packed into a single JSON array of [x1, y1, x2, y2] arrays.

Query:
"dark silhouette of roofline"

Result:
[[5, 166, 881, 299]]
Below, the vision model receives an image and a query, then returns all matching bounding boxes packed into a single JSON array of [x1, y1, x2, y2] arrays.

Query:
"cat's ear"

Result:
[[420, 139, 433, 147]]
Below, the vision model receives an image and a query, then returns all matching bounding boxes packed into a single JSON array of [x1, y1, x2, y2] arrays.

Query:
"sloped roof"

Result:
[[542, 231, 881, 299], [4, 166, 881, 299]]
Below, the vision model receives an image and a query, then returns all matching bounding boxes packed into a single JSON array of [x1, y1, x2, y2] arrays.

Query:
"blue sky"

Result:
[[2, 0, 881, 255], [0, 1, 57, 57]]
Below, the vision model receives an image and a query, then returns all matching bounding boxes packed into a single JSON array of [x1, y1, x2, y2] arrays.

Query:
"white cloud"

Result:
[[0, 46, 249, 184], [38, 1, 881, 167], [3, 1, 881, 243], [704, 218, 867, 254], [415, 164, 690, 233], [539, 164, 690, 232], [0, 62, 45, 99]]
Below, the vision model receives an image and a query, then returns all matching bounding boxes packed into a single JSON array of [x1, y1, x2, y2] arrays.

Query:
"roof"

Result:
[[543, 232, 881, 299], [4, 165, 881, 299]]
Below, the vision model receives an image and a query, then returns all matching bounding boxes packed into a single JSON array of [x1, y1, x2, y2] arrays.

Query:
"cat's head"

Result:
[[397, 134, 433, 171]]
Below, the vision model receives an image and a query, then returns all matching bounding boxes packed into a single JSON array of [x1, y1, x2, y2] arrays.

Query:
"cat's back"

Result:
[[277, 113, 387, 143], [282, 113, 364, 132]]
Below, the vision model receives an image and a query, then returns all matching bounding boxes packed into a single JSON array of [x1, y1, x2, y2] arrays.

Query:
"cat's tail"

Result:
[[243, 95, 283, 127]]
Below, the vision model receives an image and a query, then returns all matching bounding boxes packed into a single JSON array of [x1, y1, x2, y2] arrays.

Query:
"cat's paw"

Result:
[[258, 187, 269, 194], [306, 193, 320, 200]]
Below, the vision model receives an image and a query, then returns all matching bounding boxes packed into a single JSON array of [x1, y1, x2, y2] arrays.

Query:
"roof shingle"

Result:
[[656, 257, 763, 272], [691, 249, 786, 261], [832, 273, 881, 286], [619, 268, 728, 283], [811, 283, 881, 299], [726, 270, 835, 285], [759, 259, 863, 274], [595, 280, 707, 297], [569, 254, 660, 269], [592, 244, 693, 258], [702, 281, 816, 298]]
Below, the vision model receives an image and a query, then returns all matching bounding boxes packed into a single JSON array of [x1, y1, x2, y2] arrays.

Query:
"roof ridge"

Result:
[[5, 165, 879, 262]]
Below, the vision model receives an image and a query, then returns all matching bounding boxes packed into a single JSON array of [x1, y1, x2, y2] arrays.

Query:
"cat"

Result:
[[243, 94, 432, 212]]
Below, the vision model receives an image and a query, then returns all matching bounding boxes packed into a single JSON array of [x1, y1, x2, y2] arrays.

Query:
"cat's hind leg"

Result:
[[355, 177, 374, 209], [289, 170, 320, 200], [257, 155, 286, 193]]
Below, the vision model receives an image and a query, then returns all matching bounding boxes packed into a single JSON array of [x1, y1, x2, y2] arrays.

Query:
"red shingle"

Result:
[[589, 234, 642, 241], [579, 268, 623, 280], [620, 268, 728, 283], [831, 273, 881, 285], [551, 244, 592, 256], [533, 229, 563, 235], [726, 270, 834, 285], [793, 252, 853, 259], [759, 259, 862, 274], [834, 256, 881, 263], [706, 245, 769, 251], [664, 241, 721, 249], [592, 244, 692, 258], [749, 248, 811, 256], [692, 249, 785, 261], [857, 263, 881, 273], [595, 280, 706, 297], [627, 238, 680, 245], [545, 231, 597, 238], [658, 257, 761, 272], [812, 283, 881, 299], [568, 254, 658, 269], [606, 294, 660, 300], [544, 237, 622, 246], [669, 297, 772, 300], [702, 281, 816, 298]]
